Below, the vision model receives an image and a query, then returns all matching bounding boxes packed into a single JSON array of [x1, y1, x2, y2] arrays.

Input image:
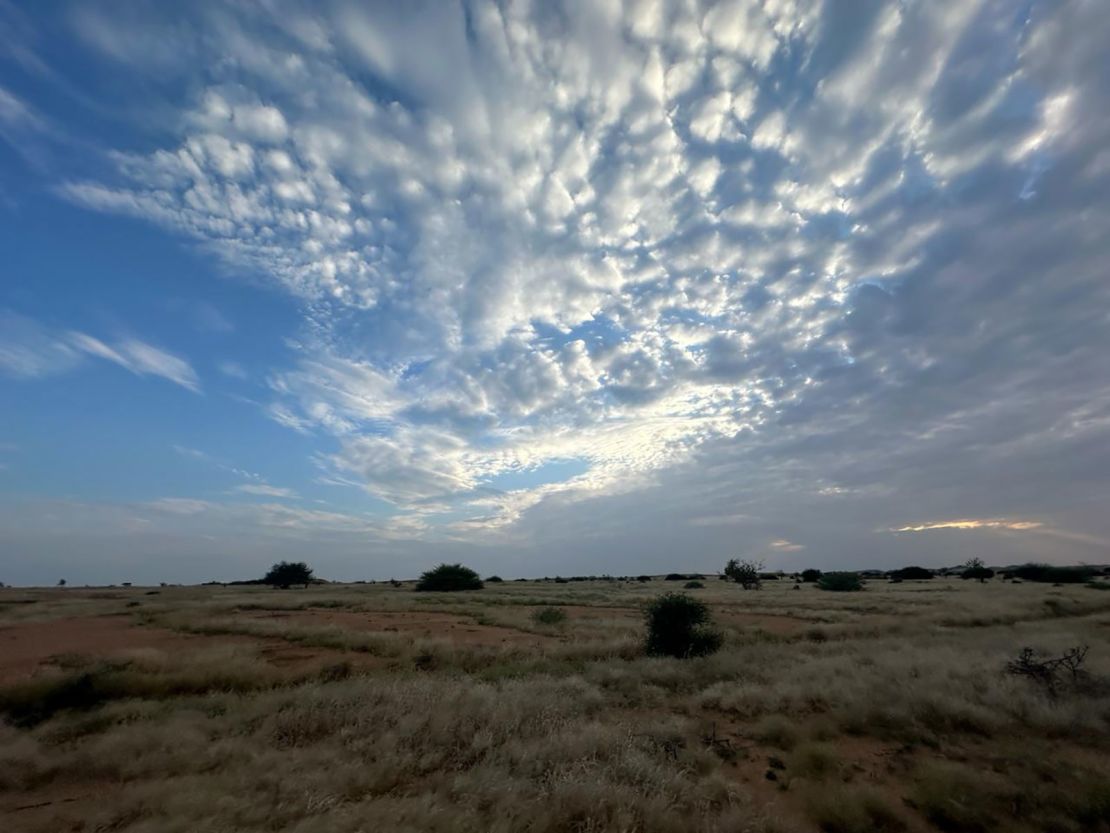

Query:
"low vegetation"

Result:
[[2, 573, 1109, 832], [531, 606, 567, 626]]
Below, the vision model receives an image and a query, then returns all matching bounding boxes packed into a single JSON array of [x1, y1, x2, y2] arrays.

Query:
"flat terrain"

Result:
[[2, 577, 1110, 832]]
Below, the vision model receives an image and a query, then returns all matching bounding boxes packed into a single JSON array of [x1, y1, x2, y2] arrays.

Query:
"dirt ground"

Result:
[[0, 614, 380, 682], [0, 616, 226, 683]]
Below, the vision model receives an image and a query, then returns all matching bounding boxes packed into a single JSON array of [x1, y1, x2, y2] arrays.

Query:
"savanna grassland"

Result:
[[3, 575, 1110, 832]]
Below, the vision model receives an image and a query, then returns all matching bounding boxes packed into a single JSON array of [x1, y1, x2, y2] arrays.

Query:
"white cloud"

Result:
[[0, 311, 199, 392], [33, 0, 1110, 563], [234, 483, 298, 499]]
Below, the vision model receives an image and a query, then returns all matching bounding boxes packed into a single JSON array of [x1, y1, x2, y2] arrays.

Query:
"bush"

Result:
[[644, 593, 723, 658], [889, 566, 933, 581], [664, 573, 687, 581], [636, 575, 652, 582], [724, 558, 762, 590], [817, 572, 863, 592], [532, 606, 567, 626], [1011, 563, 1095, 584], [684, 580, 704, 589], [485, 575, 504, 582], [962, 567, 995, 582], [262, 561, 314, 588], [801, 568, 822, 583], [414, 563, 483, 592]]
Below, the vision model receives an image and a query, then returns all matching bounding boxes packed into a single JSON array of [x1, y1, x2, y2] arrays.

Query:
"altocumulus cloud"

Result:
[[4, 0, 1110, 579]]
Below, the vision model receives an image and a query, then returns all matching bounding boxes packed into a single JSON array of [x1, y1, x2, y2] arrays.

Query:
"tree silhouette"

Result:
[[262, 561, 314, 589], [962, 557, 995, 583], [414, 563, 483, 592], [724, 558, 762, 590]]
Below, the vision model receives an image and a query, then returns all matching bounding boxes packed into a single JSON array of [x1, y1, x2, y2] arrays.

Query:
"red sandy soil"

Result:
[[0, 616, 222, 683], [245, 608, 551, 646], [0, 615, 377, 683]]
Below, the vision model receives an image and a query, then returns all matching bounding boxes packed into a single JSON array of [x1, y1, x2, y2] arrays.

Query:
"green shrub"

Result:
[[644, 593, 723, 658], [817, 572, 863, 592], [262, 561, 314, 588], [485, 575, 504, 582], [889, 566, 933, 580], [801, 569, 822, 582], [414, 563, 483, 592], [532, 606, 567, 626], [683, 580, 704, 589], [1011, 563, 1095, 584], [724, 558, 762, 589]]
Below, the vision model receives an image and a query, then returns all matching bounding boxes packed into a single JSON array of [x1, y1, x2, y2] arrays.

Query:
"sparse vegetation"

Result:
[[2, 574, 1109, 831], [414, 563, 483, 592], [684, 580, 704, 589], [531, 606, 567, 626]]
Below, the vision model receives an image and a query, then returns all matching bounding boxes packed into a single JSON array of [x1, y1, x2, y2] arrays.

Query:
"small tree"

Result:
[[817, 571, 863, 592], [801, 569, 822, 583], [57, 578, 66, 587], [724, 558, 762, 590], [644, 593, 723, 658], [414, 563, 483, 592], [962, 558, 994, 583], [486, 575, 504, 583], [263, 561, 314, 589]]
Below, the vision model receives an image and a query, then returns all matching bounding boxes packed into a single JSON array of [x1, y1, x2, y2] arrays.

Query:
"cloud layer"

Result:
[[2, 0, 1109, 580]]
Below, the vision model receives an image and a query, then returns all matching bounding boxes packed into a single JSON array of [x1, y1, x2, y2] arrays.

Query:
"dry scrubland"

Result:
[[3, 577, 1110, 832]]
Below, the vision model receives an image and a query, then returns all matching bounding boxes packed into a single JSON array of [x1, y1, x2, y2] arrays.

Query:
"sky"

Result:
[[1, 0, 1108, 585]]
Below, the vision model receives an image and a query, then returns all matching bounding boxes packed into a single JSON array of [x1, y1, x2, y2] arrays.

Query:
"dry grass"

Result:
[[2, 578, 1110, 831]]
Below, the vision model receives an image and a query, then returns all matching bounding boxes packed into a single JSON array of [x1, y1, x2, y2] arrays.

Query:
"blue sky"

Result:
[[2, 0, 1109, 585]]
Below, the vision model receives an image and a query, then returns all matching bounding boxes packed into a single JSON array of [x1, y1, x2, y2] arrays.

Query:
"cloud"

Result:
[[234, 483, 298, 499], [769, 539, 805, 552], [892, 520, 1044, 533], [6, 0, 1109, 572], [0, 311, 200, 392], [218, 361, 247, 379]]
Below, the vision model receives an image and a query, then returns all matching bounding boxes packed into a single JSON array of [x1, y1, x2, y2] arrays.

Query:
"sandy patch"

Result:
[[0, 615, 378, 683]]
